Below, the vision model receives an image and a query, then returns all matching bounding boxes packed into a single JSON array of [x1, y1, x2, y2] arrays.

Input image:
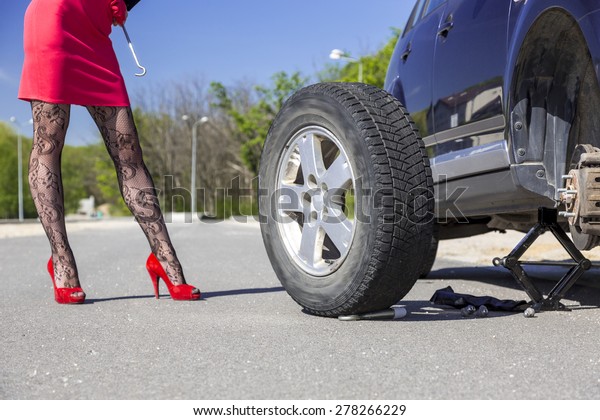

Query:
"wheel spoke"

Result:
[[322, 154, 352, 190], [278, 184, 309, 214], [298, 133, 325, 181], [299, 222, 323, 266], [322, 216, 353, 255], [276, 126, 356, 276]]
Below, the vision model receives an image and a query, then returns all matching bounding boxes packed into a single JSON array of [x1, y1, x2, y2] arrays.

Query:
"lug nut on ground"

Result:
[[461, 305, 489, 318], [475, 305, 489, 318], [461, 305, 477, 317]]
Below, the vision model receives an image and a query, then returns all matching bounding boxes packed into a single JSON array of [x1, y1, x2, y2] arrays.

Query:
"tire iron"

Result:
[[338, 307, 407, 321]]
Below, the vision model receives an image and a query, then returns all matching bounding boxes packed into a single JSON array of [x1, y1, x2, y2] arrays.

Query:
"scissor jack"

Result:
[[492, 207, 592, 311]]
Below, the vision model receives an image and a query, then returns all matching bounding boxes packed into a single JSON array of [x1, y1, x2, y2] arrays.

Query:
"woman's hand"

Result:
[[113, 12, 128, 26], [111, 0, 128, 26]]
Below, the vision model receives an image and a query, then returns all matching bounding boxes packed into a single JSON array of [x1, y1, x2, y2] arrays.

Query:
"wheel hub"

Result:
[[276, 126, 356, 277], [558, 144, 600, 249]]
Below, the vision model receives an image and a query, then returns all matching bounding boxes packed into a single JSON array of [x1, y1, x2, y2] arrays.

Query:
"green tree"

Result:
[[132, 107, 193, 213], [61, 145, 96, 214], [210, 71, 308, 174], [0, 121, 133, 219], [319, 28, 401, 89], [92, 143, 130, 215], [0, 123, 36, 219]]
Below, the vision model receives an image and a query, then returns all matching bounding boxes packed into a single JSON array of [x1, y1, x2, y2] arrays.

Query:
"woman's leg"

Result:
[[86, 106, 189, 286], [29, 101, 83, 296]]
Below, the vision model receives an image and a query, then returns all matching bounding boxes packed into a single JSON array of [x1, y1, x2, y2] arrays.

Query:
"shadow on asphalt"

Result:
[[396, 298, 599, 323], [82, 287, 286, 303], [398, 300, 518, 321], [201, 286, 285, 299], [302, 303, 519, 322], [427, 264, 600, 310], [83, 266, 597, 321], [85, 294, 157, 303]]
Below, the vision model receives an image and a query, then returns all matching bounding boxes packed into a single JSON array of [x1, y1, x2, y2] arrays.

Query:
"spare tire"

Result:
[[259, 83, 433, 316]]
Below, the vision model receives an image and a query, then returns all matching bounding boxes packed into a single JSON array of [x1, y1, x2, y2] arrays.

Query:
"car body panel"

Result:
[[431, 0, 509, 156], [386, 2, 448, 138], [385, 0, 600, 220]]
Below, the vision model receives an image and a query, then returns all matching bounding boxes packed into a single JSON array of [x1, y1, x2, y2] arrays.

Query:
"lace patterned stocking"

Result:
[[86, 106, 188, 286], [29, 101, 81, 291]]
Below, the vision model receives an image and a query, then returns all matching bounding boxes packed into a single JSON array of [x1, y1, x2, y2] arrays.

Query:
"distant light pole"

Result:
[[182, 115, 209, 219], [9, 116, 33, 222], [329, 49, 363, 83]]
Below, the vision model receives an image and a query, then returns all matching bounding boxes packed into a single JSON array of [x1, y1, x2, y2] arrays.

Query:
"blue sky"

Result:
[[1, 0, 415, 145]]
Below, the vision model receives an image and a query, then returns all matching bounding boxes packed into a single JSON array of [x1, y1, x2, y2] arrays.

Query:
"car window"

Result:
[[403, 0, 427, 37], [423, 0, 446, 17]]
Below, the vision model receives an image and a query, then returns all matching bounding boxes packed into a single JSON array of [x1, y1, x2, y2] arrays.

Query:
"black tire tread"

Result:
[[419, 223, 439, 278], [282, 83, 434, 316]]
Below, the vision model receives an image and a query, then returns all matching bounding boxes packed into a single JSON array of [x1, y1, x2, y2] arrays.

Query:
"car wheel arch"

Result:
[[506, 7, 600, 199]]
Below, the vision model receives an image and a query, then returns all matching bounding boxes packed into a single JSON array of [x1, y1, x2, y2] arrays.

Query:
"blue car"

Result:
[[259, 0, 600, 316]]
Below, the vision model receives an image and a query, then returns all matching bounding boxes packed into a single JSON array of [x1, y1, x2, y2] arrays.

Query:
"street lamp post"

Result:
[[329, 49, 363, 83], [182, 115, 209, 220], [9, 117, 33, 222]]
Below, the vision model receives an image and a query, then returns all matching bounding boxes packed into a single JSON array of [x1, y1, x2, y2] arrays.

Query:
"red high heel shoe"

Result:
[[146, 254, 201, 300], [47, 258, 86, 304]]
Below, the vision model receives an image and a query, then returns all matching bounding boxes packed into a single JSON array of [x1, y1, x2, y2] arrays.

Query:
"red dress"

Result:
[[18, 0, 130, 106]]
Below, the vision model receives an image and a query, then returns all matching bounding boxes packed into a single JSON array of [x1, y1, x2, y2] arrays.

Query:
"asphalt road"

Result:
[[1, 218, 599, 399]]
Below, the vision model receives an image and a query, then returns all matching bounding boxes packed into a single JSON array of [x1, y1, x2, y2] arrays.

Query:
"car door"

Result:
[[430, 0, 511, 161], [385, 0, 448, 139]]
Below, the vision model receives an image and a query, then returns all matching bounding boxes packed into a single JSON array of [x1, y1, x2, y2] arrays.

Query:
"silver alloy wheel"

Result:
[[276, 126, 356, 277]]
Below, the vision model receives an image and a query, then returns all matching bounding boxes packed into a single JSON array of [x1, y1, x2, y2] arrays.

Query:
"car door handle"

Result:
[[437, 20, 454, 38], [401, 43, 412, 61]]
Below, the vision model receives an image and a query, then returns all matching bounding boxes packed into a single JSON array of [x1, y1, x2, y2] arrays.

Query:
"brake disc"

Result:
[[559, 144, 600, 250]]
